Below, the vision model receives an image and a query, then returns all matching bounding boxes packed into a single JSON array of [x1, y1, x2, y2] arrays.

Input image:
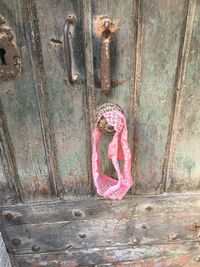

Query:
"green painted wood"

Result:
[[91, 0, 137, 181], [0, 104, 22, 204], [33, 0, 90, 197], [0, 0, 51, 203], [0, 0, 199, 203], [134, 0, 188, 193], [166, 0, 200, 191]]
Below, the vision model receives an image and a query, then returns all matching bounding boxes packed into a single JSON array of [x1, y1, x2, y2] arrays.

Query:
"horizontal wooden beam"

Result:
[[13, 242, 200, 267], [0, 193, 200, 225], [0, 193, 199, 257]]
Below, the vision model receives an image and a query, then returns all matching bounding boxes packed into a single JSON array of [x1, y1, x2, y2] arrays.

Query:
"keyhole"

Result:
[[0, 48, 6, 65]]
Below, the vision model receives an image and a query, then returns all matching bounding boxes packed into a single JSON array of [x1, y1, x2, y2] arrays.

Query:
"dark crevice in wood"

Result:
[[161, 0, 197, 192], [0, 100, 23, 203], [26, 0, 62, 197], [50, 38, 62, 44], [131, 0, 142, 194], [83, 0, 96, 195]]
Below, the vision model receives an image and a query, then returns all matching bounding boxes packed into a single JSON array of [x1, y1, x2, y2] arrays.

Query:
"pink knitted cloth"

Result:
[[92, 109, 134, 200]]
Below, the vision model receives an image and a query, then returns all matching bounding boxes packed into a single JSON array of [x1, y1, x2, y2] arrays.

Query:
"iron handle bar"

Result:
[[63, 16, 78, 84]]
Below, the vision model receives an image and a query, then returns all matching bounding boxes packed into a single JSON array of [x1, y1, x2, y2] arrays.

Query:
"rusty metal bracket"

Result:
[[0, 16, 21, 81]]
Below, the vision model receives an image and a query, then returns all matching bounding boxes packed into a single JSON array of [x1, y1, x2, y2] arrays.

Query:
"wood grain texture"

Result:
[[0, 193, 199, 225], [13, 243, 200, 267], [0, 0, 51, 203], [82, 0, 96, 194], [166, 0, 200, 192], [33, 0, 90, 198], [0, 194, 199, 266], [0, 194, 199, 255], [91, 0, 136, 180], [0, 100, 22, 204], [135, 0, 188, 193]]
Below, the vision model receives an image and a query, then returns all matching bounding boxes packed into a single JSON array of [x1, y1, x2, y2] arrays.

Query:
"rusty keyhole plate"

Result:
[[96, 103, 123, 135], [0, 16, 21, 81]]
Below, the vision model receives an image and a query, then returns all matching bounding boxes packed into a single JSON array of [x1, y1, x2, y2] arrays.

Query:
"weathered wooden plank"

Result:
[[33, 0, 90, 197], [134, 0, 188, 193], [0, 100, 22, 204], [82, 0, 96, 194], [1, 194, 199, 254], [26, 0, 60, 196], [166, 0, 200, 191], [13, 242, 200, 267], [0, 193, 200, 225], [91, 0, 136, 180], [0, 0, 51, 202], [5, 216, 200, 254]]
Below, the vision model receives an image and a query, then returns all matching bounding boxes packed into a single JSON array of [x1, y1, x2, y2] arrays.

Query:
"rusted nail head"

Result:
[[145, 205, 153, 211], [141, 224, 148, 229], [12, 238, 21, 247], [32, 245, 41, 252], [169, 233, 178, 240], [72, 209, 84, 217], [79, 233, 87, 239], [131, 237, 140, 245], [4, 212, 14, 221]]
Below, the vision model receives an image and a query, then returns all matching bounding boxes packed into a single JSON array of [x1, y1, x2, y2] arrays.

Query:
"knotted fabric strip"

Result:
[[92, 109, 134, 200]]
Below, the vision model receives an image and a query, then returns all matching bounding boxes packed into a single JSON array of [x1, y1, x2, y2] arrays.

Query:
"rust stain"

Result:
[[185, 222, 200, 231], [28, 176, 49, 195], [93, 16, 119, 38]]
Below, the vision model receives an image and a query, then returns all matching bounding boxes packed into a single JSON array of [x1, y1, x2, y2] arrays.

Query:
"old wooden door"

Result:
[[0, 0, 200, 266]]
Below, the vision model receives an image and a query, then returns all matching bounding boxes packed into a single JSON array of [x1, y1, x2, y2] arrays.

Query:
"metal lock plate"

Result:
[[0, 16, 21, 81], [96, 103, 123, 135]]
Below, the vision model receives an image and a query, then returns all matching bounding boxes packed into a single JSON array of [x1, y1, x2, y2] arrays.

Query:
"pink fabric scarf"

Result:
[[92, 109, 134, 200]]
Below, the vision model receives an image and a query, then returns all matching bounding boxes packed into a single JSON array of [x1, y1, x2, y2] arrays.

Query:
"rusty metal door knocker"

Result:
[[0, 16, 21, 81], [92, 102, 134, 199], [94, 16, 119, 94], [96, 102, 123, 135]]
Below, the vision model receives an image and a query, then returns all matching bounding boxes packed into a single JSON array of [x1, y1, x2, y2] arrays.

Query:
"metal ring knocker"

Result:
[[96, 103, 123, 135], [0, 16, 21, 81]]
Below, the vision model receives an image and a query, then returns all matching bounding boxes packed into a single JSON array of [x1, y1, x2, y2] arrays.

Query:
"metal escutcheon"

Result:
[[0, 16, 21, 81], [96, 103, 123, 135]]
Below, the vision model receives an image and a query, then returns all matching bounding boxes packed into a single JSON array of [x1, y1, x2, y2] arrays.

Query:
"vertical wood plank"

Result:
[[0, 100, 22, 204], [135, 0, 188, 193], [26, 0, 61, 196], [0, 0, 51, 202], [166, 0, 200, 191], [32, 0, 90, 197], [82, 0, 96, 194], [91, 0, 137, 181]]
